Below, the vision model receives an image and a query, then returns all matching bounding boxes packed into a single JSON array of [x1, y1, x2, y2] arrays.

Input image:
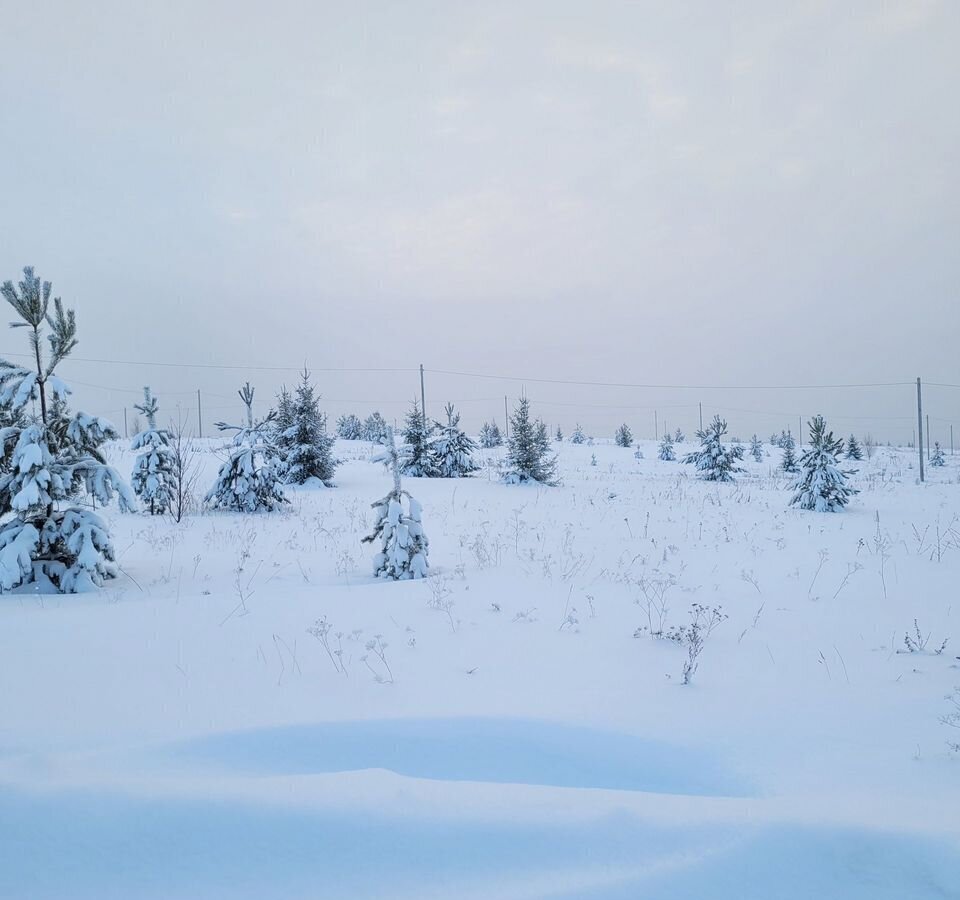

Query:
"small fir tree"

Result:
[[433, 403, 479, 477], [749, 434, 764, 462], [336, 413, 363, 440], [273, 386, 295, 448], [790, 416, 857, 512], [846, 435, 863, 460], [555, 426, 563, 442], [206, 384, 287, 512], [615, 423, 633, 447], [130, 387, 175, 515], [479, 421, 503, 448], [570, 424, 586, 444], [362, 427, 429, 580], [283, 368, 336, 486], [682, 415, 744, 482], [781, 443, 800, 473], [502, 396, 558, 485], [930, 442, 945, 467], [363, 411, 388, 443], [399, 398, 440, 477], [674, 428, 685, 443], [0, 267, 134, 593], [658, 432, 676, 461]]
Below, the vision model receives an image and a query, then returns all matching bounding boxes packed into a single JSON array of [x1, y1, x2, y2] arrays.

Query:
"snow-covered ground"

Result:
[[1, 438, 958, 898]]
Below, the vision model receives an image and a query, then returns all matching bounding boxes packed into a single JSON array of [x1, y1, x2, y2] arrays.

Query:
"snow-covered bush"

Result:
[[502, 396, 558, 485], [336, 413, 364, 440], [362, 427, 429, 580], [0, 266, 134, 593], [615, 423, 633, 447], [682, 415, 744, 482], [570, 424, 586, 444], [658, 433, 675, 461], [789, 415, 858, 512], [433, 403, 478, 477], [130, 387, 175, 515], [282, 368, 336, 485], [206, 383, 287, 512], [479, 421, 503, 448], [930, 443, 945, 467], [399, 399, 439, 477]]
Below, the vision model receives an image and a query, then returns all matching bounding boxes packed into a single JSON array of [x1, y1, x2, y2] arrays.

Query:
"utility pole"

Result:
[[419, 364, 426, 428], [197, 388, 203, 438], [504, 395, 509, 438], [798, 416, 803, 450], [926, 414, 930, 460], [123, 408, 128, 439], [698, 402, 703, 431], [951, 423, 954, 456], [654, 410, 658, 441], [916, 377, 925, 483]]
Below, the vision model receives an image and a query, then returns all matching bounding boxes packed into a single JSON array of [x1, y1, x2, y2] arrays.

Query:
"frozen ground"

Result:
[[1, 437, 958, 898]]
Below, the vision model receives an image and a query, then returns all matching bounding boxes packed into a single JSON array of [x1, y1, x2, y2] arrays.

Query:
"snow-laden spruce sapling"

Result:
[[846, 434, 863, 460], [433, 403, 478, 477], [479, 420, 503, 448], [570, 424, 586, 444], [615, 423, 633, 447], [658, 432, 676, 461], [281, 368, 336, 486], [206, 382, 288, 512], [930, 443, 945, 467], [363, 411, 388, 443], [0, 266, 134, 592], [400, 398, 440, 477], [749, 434, 764, 462], [130, 387, 175, 515], [682, 415, 744, 482], [501, 396, 558, 485], [790, 415, 858, 512], [362, 427, 429, 579], [336, 413, 363, 440]]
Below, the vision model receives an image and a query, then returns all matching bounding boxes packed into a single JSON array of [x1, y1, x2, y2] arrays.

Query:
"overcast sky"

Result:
[[1, 0, 957, 443]]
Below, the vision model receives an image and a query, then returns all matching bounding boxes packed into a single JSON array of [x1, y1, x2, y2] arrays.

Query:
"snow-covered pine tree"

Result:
[[570, 424, 586, 444], [846, 434, 863, 460], [479, 421, 503, 449], [930, 442, 945, 467], [282, 368, 336, 486], [790, 415, 858, 512], [206, 384, 287, 512], [399, 398, 440, 477], [658, 432, 676, 461], [682, 415, 745, 482], [336, 413, 363, 440], [782, 429, 795, 450], [555, 426, 563, 442], [674, 428, 685, 443], [615, 424, 633, 447], [749, 434, 764, 462], [362, 427, 429, 580], [432, 403, 479, 477], [130, 386, 175, 515], [0, 267, 134, 593], [501, 396, 558, 485], [781, 443, 800, 474], [363, 411, 388, 443]]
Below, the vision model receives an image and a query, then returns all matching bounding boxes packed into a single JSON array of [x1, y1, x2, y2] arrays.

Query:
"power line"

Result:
[[426, 368, 914, 391]]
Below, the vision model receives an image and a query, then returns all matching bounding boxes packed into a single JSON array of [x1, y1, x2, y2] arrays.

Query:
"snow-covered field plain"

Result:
[[2, 437, 959, 898]]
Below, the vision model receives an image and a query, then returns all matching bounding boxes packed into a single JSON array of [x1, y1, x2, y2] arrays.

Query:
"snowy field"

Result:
[[1, 437, 959, 899]]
